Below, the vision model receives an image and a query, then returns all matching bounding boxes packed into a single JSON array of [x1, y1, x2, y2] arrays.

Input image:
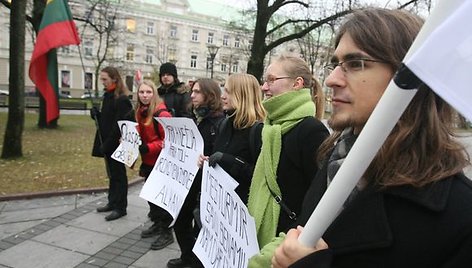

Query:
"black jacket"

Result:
[[276, 116, 330, 233], [158, 82, 192, 118], [291, 160, 472, 268], [213, 116, 263, 203], [198, 111, 225, 156], [92, 91, 133, 157]]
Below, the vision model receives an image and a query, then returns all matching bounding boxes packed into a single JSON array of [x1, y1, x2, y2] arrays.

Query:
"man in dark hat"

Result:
[[158, 62, 192, 118]]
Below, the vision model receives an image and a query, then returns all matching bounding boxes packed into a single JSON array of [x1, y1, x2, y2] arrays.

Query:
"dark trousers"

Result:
[[140, 164, 173, 228], [174, 171, 202, 265], [105, 155, 128, 212]]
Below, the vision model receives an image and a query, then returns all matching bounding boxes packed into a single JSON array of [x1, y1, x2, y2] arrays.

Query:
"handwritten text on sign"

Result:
[[194, 162, 259, 268], [112, 120, 140, 167], [139, 118, 203, 226]]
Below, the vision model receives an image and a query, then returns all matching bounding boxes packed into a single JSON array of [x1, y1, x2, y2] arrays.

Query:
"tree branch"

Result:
[[267, 19, 314, 36], [266, 9, 353, 52]]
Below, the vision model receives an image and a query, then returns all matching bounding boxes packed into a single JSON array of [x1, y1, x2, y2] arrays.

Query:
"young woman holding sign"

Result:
[[168, 78, 225, 268], [135, 79, 174, 251], [204, 73, 267, 203]]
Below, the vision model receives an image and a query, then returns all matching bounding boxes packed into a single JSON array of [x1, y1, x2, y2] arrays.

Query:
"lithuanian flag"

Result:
[[29, 0, 80, 123]]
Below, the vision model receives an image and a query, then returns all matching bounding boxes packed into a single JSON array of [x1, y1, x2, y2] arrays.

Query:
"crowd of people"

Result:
[[90, 7, 472, 268]]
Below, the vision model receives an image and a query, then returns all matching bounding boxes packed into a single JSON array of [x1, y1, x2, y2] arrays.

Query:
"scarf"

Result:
[[327, 128, 363, 207], [247, 88, 315, 248]]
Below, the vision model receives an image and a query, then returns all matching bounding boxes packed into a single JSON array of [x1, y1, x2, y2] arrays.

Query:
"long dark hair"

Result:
[[192, 78, 223, 112], [318, 8, 469, 187], [101, 66, 129, 98]]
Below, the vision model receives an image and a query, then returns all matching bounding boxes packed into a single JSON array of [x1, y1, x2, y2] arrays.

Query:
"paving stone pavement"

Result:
[[0, 182, 180, 268]]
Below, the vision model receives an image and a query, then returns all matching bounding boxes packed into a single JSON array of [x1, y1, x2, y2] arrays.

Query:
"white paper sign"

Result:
[[139, 117, 203, 226], [193, 162, 259, 268], [111, 120, 140, 167]]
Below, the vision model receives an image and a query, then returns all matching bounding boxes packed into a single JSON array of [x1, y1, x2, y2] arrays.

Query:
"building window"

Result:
[[126, 44, 135, 61], [84, 40, 93, 57], [191, 29, 199, 42], [60, 46, 70, 54], [61, 70, 71, 88], [126, 18, 136, 32], [223, 35, 229, 46], [220, 63, 227, 72], [234, 37, 240, 48], [170, 25, 177, 38], [168, 47, 177, 62], [232, 62, 239, 73], [145, 47, 154, 64], [207, 32, 214, 44], [206, 56, 212, 70], [84, 72, 93, 90], [190, 55, 197, 68], [146, 21, 155, 35]]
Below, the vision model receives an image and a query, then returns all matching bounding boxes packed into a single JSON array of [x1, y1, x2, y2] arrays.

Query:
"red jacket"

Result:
[[137, 102, 172, 166]]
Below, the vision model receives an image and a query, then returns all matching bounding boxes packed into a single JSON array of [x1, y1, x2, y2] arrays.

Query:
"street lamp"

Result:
[[207, 44, 220, 79]]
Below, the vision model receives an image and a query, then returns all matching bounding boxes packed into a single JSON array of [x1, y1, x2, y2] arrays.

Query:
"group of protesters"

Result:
[[90, 7, 472, 268]]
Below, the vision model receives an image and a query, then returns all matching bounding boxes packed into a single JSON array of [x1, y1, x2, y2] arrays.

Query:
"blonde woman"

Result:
[[202, 73, 266, 204], [135, 80, 174, 251], [247, 55, 330, 249]]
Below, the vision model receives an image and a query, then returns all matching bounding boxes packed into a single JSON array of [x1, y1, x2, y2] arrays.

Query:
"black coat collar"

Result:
[[322, 169, 455, 253]]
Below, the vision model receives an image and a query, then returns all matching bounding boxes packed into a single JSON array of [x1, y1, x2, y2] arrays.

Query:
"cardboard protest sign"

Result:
[[193, 162, 259, 268], [140, 118, 203, 226], [112, 120, 140, 167]]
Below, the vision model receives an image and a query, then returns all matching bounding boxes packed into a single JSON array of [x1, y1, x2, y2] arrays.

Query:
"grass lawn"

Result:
[[0, 111, 139, 196]]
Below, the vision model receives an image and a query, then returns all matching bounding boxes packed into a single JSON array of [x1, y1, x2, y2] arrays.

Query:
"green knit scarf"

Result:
[[247, 88, 315, 248]]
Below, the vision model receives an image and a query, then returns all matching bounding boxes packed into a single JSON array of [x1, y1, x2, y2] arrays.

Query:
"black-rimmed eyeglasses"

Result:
[[323, 58, 388, 77], [263, 76, 292, 85]]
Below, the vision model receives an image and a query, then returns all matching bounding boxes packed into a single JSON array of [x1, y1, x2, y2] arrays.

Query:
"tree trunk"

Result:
[[1, 0, 27, 159], [246, 3, 270, 82]]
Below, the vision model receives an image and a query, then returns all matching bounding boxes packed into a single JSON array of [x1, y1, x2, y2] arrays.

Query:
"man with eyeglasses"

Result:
[[247, 54, 329, 249], [266, 8, 472, 268]]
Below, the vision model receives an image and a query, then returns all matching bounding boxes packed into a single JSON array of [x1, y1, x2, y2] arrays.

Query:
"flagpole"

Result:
[[76, 43, 111, 179], [298, 0, 466, 247]]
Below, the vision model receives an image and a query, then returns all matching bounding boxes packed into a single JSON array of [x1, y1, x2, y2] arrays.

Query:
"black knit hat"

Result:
[[159, 62, 178, 79]]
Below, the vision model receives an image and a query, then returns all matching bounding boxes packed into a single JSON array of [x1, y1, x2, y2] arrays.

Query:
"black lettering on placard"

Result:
[[120, 122, 141, 148], [154, 184, 181, 214], [199, 169, 250, 268], [165, 125, 197, 151], [154, 156, 195, 190]]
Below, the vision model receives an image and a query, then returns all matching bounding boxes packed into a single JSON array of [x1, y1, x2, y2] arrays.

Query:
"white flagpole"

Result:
[[298, 0, 466, 247]]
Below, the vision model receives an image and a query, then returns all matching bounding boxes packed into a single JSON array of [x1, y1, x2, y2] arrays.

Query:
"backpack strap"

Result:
[[152, 109, 168, 139]]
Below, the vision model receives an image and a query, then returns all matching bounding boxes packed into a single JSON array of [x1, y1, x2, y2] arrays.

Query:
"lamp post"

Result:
[[207, 44, 220, 79]]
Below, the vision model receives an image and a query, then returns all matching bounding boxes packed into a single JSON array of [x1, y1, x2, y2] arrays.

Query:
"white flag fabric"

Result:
[[406, 0, 472, 121]]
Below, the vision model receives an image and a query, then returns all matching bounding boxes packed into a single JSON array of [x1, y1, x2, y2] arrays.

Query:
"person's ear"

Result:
[[293, 76, 304, 89]]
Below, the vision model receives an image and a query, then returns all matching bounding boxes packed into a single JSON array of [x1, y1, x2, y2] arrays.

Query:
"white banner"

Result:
[[111, 120, 140, 168], [193, 162, 259, 268], [406, 0, 472, 122], [139, 118, 203, 226]]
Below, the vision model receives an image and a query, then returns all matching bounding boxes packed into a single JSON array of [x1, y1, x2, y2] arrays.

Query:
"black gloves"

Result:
[[208, 152, 224, 167], [90, 107, 100, 120], [208, 151, 245, 167], [139, 144, 149, 154]]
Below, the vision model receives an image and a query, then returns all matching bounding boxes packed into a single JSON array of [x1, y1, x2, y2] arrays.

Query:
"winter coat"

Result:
[[291, 161, 472, 268], [197, 111, 225, 156], [213, 116, 263, 203], [137, 102, 172, 166], [275, 116, 330, 233], [92, 91, 133, 157], [158, 82, 192, 118]]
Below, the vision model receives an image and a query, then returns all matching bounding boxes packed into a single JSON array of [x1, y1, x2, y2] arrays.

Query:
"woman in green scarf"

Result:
[[247, 55, 330, 249]]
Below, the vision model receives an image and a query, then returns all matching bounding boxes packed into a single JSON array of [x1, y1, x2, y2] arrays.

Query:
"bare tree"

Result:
[[1, 0, 26, 158], [237, 0, 431, 81], [72, 0, 121, 96]]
